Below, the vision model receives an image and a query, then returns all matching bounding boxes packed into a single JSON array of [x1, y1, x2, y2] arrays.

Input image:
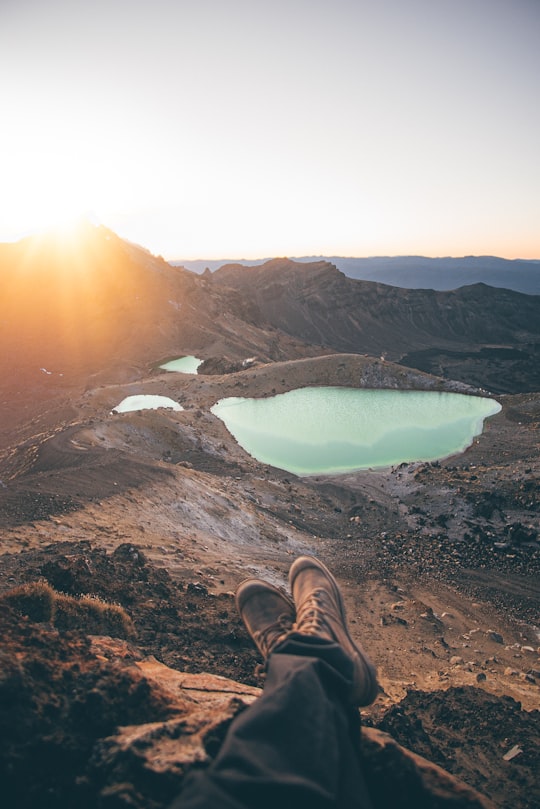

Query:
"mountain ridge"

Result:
[[172, 254, 540, 295], [2, 230, 540, 405], [210, 258, 540, 392]]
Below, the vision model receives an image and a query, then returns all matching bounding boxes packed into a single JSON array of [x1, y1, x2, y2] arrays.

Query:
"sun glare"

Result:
[[1, 174, 101, 245], [0, 99, 140, 247], [29, 213, 94, 244]]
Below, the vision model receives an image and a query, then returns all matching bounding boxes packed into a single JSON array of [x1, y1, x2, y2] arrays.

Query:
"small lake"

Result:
[[112, 395, 183, 413], [211, 387, 501, 475], [159, 356, 202, 374]]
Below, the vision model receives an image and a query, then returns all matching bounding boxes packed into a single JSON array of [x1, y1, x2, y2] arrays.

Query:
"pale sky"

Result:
[[1, 0, 539, 259]]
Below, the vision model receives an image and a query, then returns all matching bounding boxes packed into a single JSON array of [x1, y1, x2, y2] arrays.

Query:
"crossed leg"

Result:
[[169, 557, 377, 809]]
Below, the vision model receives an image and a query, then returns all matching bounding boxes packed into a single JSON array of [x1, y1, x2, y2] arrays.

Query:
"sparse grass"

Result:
[[1, 581, 136, 639], [2, 580, 55, 622]]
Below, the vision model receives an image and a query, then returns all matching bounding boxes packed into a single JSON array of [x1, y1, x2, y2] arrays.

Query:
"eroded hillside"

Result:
[[212, 259, 540, 391]]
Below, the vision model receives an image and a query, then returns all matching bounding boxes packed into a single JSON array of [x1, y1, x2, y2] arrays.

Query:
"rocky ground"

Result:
[[0, 354, 538, 808]]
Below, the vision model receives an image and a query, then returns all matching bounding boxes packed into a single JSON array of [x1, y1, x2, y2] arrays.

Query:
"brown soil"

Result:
[[0, 355, 538, 807]]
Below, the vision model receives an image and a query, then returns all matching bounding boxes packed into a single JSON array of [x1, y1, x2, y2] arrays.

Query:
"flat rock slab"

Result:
[[93, 650, 494, 809]]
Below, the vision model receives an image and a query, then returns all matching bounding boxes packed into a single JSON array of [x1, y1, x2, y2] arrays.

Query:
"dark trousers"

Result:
[[170, 635, 374, 809]]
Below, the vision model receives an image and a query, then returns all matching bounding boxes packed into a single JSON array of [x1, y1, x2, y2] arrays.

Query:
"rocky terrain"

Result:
[[211, 258, 540, 392], [0, 227, 538, 807]]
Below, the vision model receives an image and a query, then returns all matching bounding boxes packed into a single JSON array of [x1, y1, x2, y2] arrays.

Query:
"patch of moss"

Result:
[[1, 582, 136, 639]]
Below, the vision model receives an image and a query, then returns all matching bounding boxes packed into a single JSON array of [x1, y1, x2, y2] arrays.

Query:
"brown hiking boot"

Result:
[[289, 556, 378, 706], [235, 578, 295, 660]]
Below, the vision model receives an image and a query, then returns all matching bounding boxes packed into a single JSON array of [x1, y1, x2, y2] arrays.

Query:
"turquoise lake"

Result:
[[159, 356, 202, 374], [112, 395, 183, 413], [211, 387, 501, 475]]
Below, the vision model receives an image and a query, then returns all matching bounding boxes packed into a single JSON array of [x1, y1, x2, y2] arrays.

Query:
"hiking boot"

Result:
[[289, 556, 378, 706], [235, 578, 295, 660]]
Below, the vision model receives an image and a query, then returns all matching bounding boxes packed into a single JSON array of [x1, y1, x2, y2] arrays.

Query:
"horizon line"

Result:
[[1, 222, 538, 264], [167, 253, 540, 264]]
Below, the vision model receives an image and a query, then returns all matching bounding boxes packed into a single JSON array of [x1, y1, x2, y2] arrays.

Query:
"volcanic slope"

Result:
[[3, 231, 540, 408], [0, 227, 319, 382], [0, 228, 326, 448], [212, 258, 540, 392]]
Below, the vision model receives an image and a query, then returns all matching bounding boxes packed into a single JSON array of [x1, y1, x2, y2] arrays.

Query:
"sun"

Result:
[[26, 214, 97, 248], [30, 203, 95, 235], [0, 167, 100, 244], [0, 159, 102, 244], [0, 111, 126, 246]]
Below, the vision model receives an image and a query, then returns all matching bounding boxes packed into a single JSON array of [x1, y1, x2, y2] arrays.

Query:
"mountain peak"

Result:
[[213, 257, 342, 285]]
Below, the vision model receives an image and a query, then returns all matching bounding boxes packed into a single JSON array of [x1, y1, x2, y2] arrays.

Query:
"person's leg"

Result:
[[175, 645, 373, 809], [169, 559, 377, 809]]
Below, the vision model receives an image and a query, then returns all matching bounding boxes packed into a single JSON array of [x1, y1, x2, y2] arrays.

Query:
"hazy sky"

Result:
[[1, 0, 539, 259]]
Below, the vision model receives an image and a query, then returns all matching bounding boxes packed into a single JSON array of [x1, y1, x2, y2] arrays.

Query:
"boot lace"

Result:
[[252, 612, 294, 658], [294, 590, 329, 635]]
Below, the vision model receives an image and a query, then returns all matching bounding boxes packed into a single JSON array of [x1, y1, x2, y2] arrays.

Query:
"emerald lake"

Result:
[[112, 395, 183, 413], [159, 356, 202, 374], [211, 387, 501, 475]]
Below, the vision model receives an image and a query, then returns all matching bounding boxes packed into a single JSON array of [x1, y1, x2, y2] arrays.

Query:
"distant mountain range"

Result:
[[172, 255, 540, 295]]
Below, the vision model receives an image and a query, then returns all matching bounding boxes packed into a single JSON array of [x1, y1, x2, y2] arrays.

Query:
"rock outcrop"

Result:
[[0, 611, 495, 809]]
